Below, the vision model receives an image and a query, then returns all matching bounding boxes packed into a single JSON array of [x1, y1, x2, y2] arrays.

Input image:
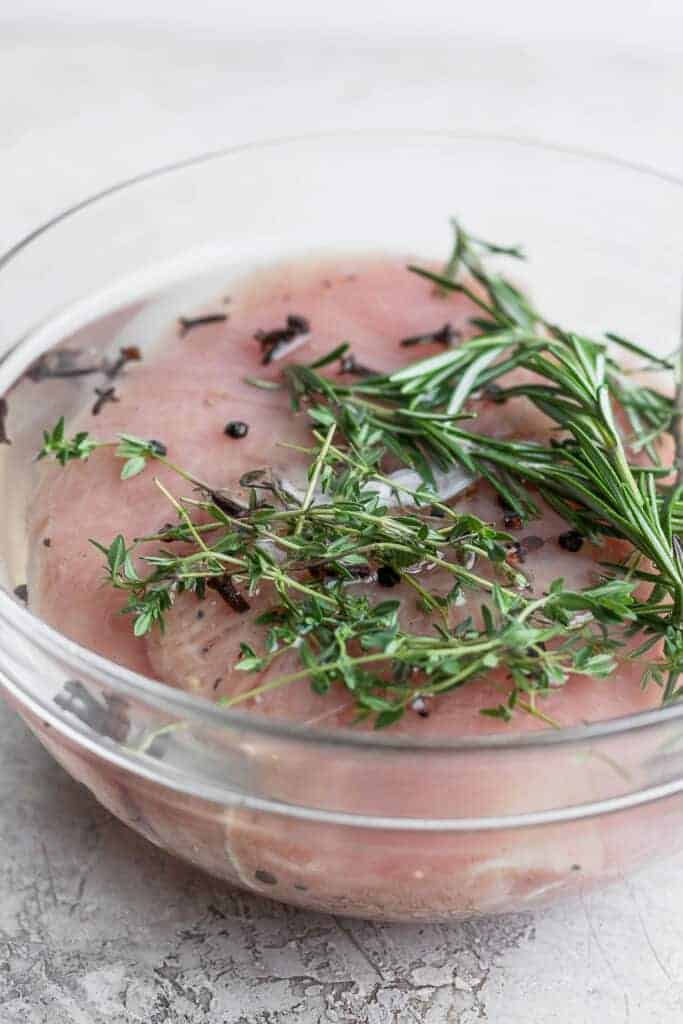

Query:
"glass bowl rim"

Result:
[[2, 128, 683, 759]]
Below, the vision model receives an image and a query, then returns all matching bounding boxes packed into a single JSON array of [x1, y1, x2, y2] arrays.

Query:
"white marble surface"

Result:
[[2, 17, 683, 1023]]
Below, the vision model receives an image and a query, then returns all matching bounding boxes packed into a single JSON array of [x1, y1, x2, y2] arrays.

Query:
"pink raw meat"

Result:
[[28, 255, 660, 731], [24, 255, 670, 916]]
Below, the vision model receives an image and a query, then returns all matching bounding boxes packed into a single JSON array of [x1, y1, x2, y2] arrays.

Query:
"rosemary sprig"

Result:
[[276, 228, 679, 583]]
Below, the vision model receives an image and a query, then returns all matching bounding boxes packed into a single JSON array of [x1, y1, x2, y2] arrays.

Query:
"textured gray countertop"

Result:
[[3, 701, 683, 1023], [2, 18, 683, 1022]]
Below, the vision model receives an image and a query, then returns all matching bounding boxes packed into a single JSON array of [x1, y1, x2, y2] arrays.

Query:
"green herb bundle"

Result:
[[38, 221, 683, 725]]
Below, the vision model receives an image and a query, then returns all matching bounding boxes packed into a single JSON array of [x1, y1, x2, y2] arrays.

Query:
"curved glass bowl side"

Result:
[[3, 562, 683, 825], [1, 133, 683, 919], [9, 685, 683, 920]]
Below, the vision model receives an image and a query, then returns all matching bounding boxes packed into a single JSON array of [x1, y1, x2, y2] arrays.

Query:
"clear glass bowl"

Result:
[[1, 133, 683, 922]]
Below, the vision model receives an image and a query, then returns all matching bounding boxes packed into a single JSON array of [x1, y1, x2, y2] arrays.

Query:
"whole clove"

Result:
[[28, 345, 142, 384], [104, 345, 142, 379], [179, 313, 228, 337], [400, 322, 460, 348], [208, 575, 250, 613], [338, 353, 378, 377], [91, 386, 119, 415], [27, 349, 101, 381], [506, 541, 525, 565], [255, 314, 310, 364], [503, 511, 523, 530]]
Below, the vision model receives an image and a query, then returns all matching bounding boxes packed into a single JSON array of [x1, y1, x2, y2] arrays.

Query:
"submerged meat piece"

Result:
[[25, 254, 672, 918], [28, 255, 660, 730], [30, 257, 476, 675]]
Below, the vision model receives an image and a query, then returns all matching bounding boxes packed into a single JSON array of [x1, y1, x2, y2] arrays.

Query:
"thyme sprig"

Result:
[[39, 418, 197, 484], [227, 577, 635, 728], [79, 449, 637, 725], [37, 411, 639, 725]]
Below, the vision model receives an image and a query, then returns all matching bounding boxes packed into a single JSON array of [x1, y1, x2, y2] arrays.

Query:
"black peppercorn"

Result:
[[377, 565, 401, 587], [225, 420, 249, 439], [558, 529, 583, 553], [411, 696, 430, 718]]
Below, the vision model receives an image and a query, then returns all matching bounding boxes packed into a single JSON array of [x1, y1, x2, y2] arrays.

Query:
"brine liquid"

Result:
[[0, 260, 248, 592]]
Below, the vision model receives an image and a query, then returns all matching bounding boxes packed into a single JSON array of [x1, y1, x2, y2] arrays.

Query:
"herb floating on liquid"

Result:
[[400, 322, 460, 348], [28, 345, 142, 383], [255, 314, 310, 364], [179, 313, 228, 336], [37, 220, 683, 724], [91, 386, 119, 416], [104, 346, 142, 380], [39, 419, 173, 481]]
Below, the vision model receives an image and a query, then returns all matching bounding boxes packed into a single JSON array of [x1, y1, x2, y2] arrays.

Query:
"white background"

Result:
[[4, 0, 683, 46], [2, 1, 683, 256]]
